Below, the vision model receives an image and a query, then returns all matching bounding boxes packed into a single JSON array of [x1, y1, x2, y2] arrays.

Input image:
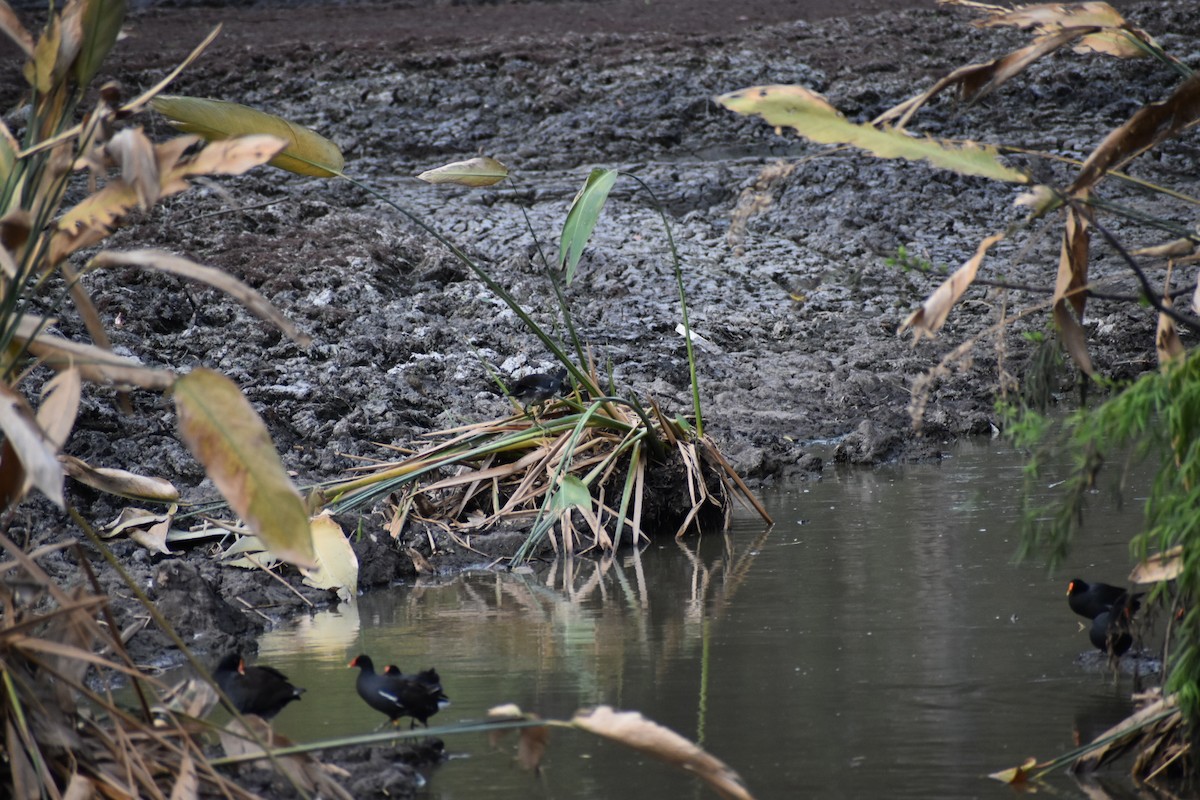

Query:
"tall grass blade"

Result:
[[73, 0, 126, 86]]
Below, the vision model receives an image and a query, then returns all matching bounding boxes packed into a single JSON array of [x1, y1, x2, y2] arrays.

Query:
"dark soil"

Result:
[[2, 0, 1198, 795]]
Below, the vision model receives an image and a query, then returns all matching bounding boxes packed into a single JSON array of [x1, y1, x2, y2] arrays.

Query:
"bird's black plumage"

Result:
[[351, 654, 450, 727], [1088, 592, 1140, 656], [1067, 578, 1131, 620], [214, 653, 305, 720], [511, 368, 568, 406]]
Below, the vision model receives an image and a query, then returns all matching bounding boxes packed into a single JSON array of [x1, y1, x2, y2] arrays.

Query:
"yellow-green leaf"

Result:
[[174, 368, 315, 567], [417, 156, 508, 187], [151, 95, 344, 177], [716, 85, 1028, 184], [300, 511, 359, 602]]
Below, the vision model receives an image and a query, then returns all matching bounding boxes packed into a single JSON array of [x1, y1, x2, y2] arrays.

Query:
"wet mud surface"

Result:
[[2, 0, 1199, 792]]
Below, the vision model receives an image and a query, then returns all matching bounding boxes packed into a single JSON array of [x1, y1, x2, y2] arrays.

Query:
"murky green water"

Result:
[[251, 438, 1151, 798]]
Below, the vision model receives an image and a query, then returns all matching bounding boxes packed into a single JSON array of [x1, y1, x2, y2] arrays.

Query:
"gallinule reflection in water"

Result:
[[213, 653, 305, 720], [351, 654, 450, 728]]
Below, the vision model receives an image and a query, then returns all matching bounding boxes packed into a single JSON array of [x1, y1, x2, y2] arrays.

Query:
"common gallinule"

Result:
[[213, 653, 305, 720], [1088, 593, 1140, 656], [350, 654, 450, 728], [511, 367, 568, 407], [1067, 578, 1132, 620]]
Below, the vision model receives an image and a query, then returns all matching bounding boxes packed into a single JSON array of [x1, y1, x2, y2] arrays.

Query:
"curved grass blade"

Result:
[[173, 368, 315, 567], [559, 168, 618, 283], [151, 95, 344, 177], [73, 0, 126, 86]]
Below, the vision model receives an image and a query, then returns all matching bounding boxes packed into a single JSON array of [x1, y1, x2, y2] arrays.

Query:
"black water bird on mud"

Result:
[[351, 654, 449, 727], [1067, 578, 1134, 620], [511, 367, 569, 407], [214, 653, 306, 720]]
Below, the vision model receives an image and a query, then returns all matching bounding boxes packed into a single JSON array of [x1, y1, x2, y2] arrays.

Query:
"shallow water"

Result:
[[254, 438, 1154, 798]]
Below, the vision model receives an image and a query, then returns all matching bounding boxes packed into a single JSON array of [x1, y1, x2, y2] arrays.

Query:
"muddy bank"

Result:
[[3, 0, 1199, 792]]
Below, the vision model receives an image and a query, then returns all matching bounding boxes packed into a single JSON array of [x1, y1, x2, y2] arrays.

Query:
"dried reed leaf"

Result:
[[0, 3, 34, 57], [300, 511, 358, 601], [717, 85, 1027, 183], [1156, 299, 1184, 367], [572, 706, 754, 800], [169, 753, 198, 800], [18, 322, 175, 389], [1074, 696, 1177, 772], [988, 756, 1040, 785], [1130, 546, 1183, 584], [1134, 238, 1195, 259], [174, 368, 315, 568], [0, 382, 63, 508], [90, 249, 311, 346], [1052, 203, 1095, 375], [899, 232, 1006, 341], [152, 95, 343, 177], [220, 717, 353, 800], [968, 1, 1153, 58], [1071, 73, 1200, 193], [61, 455, 180, 501], [417, 156, 509, 187], [875, 28, 1089, 128], [105, 127, 161, 209], [36, 367, 80, 452]]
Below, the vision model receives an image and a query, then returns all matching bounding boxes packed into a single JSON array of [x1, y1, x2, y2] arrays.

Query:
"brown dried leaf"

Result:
[[89, 249, 310, 346], [899, 233, 1006, 341], [876, 28, 1089, 128], [1071, 73, 1200, 193], [968, 1, 1153, 58], [0, 3, 35, 57], [988, 756, 1039, 785], [15, 316, 175, 389], [36, 367, 80, 451], [104, 127, 161, 209], [1054, 302, 1095, 377], [406, 547, 434, 574], [1134, 238, 1195, 259], [178, 134, 288, 177], [1156, 299, 1184, 368], [220, 717, 353, 800], [168, 753, 198, 800], [0, 382, 63, 508], [1130, 546, 1183, 584], [572, 706, 754, 800], [61, 455, 180, 501], [1055, 201, 1091, 320]]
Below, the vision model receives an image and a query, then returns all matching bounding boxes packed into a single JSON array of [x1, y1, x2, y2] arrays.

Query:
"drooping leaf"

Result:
[[36, 367, 80, 451], [152, 95, 344, 177], [299, 511, 359, 602], [875, 28, 1090, 129], [1130, 546, 1183, 584], [90, 249, 311, 346], [899, 233, 1006, 341], [0, 382, 63, 508], [1052, 202, 1095, 375], [24, 14, 62, 93], [73, 0, 126, 86], [558, 168, 619, 283], [417, 156, 509, 187], [571, 706, 754, 800], [0, 3, 35, 58], [1070, 72, 1200, 193], [15, 314, 175, 389], [174, 368, 315, 567], [61, 455, 179, 501], [717, 85, 1028, 184], [966, 0, 1156, 58], [104, 127, 160, 209]]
